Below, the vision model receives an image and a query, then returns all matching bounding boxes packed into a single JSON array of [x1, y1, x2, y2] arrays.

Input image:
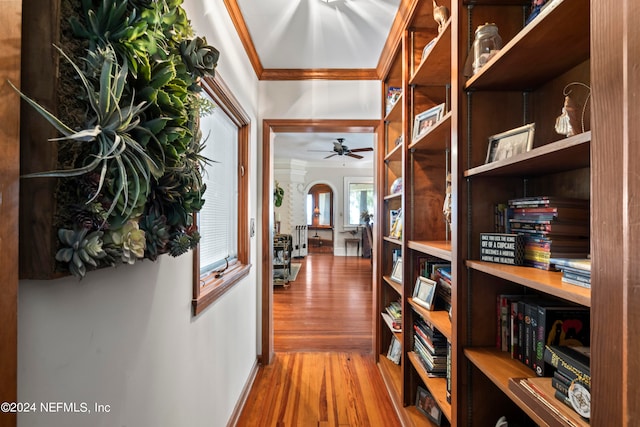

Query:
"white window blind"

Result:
[[198, 102, 238, 275]]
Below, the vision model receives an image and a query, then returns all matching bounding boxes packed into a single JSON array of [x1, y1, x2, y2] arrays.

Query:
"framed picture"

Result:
[[416, 386, 442, 425], [391, 258, 403, 283], [386, 337, 402, 364], [420, 38, 437, 63], [412, 276, 437, 310], [485, 123, 535, 164], [413, 103, 445, 142]]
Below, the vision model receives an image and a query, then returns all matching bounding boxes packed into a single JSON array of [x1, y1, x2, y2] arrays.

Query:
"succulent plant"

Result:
[[139, 213, 171, 260], [179, 36, 219, 79], [11, 44, 162, 219], [56, 228, 107, 278], [109, 219, 146, 264]]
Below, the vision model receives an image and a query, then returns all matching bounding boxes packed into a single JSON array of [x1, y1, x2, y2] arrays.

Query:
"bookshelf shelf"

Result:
[[383, 276, 403, 296], [378, 356, 403, 406], [408, 351, 452, 422], [466, 260, 591, 307], [464, 0, 590, 91], [411, 19, 452, 87], [385, 93, 403, 123], [464, 131, 591, 178], [381, 312, 403, 338], [464, 347, 535, 396], [385, 143, 403, 163], [384, 192, 402, 202], [408, 299, 452, 341], [408, 240, 452, 261], [383, 236, 403, 246]]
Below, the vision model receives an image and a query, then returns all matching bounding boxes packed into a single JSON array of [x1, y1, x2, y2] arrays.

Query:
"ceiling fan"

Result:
[[312, 138, 374, 159]]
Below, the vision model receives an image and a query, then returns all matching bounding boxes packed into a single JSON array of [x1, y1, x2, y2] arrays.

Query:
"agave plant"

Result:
[[12, 44, 162, 220]]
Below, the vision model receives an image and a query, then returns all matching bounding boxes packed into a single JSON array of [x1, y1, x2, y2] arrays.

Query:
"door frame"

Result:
[[260, 119, 381, 363]]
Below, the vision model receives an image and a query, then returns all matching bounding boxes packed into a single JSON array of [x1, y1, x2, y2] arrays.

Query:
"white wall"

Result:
[[259, 80, 380, 119], [18, 1, 260, 426]]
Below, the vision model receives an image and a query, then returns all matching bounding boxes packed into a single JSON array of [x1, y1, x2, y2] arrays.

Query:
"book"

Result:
[[543, 345, 591, 389], [509, 218, 589, 235], [508, 196, 589, 208], [497, 294, 525, 352], [534, 305, 590, 376], [508, 377, 590, 427], [511, 206, 590, 221], [550, 258, 591, 272]]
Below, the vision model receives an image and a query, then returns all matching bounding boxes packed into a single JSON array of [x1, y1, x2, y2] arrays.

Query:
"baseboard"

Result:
[[226, 357, 260, 427]]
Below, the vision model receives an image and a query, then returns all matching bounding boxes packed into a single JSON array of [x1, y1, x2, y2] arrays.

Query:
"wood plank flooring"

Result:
[[274, 254, 373, 352], [236, 352, 401, 427], [236, 255, 400, 426]]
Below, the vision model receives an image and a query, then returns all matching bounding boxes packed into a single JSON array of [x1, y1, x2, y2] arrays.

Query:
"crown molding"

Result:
[[260, 68, 378, 81], [225, 0, 409, 81]]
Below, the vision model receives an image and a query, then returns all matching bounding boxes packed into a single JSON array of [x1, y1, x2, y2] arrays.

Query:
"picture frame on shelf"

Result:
[[485, 123, 535, 164], [416, 386, 443, 425], [412, 276, 437, 310], [413, 103, 445, 142], [386, 336, 402, 364], [420, 38, 437, 64], [389, 208, 403, 239], [390, 258, 403, 283]]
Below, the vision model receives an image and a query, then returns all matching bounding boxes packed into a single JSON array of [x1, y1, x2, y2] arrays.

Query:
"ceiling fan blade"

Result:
[[324, 154, 338, 159], [347, 153, 364, 159], [350, 147, 374, 153]]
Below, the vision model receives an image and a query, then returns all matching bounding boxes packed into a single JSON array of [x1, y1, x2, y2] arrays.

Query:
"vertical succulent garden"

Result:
[[15, 0, 219, 278]]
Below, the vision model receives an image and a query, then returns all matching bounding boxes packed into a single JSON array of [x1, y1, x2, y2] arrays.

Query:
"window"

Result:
[[344, 177, 374, 226], [193, 76, 250, 316]]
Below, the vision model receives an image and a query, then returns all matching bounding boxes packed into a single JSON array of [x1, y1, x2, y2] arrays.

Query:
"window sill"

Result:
[[193, 262, 251, 316]]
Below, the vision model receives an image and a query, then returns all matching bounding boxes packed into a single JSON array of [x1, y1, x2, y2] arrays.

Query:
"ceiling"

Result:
[[273, 132, 376, 167], [235, 0, 401, 70], [230, 0, 401, 165]]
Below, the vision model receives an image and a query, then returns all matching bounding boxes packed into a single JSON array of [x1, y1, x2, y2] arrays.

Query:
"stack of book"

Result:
[[413, 318, 447, 377], [507, 196, 590, 270], [433, 265, 452, 311], [544, 345, 591, 420], [382, 300, 402, 332], [551, 258, 591, 288], [497, 294, 590, 375]]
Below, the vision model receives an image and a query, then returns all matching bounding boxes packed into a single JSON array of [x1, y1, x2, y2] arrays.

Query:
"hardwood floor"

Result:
[[236, 352, 401, 427], [274, 254, 373, 352], [235, 255, 401, 426]]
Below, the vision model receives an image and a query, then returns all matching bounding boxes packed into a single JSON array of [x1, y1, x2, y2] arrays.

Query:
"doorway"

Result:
[[261, 119, 381, 363]]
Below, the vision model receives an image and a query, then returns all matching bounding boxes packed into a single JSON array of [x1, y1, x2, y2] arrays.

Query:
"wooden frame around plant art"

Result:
[[485, 123, 535, 164]]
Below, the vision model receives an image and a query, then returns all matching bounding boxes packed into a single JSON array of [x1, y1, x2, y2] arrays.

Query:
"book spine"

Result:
[[524, 302, 538, 368], [543, 346, 591, 389], [510, 301, 519, 359], [517, 300, 526, 362], [551, 376, 570, 395]]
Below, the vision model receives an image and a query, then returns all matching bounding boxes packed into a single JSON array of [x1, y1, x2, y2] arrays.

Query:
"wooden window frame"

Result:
[[192, 74, 251, 316]]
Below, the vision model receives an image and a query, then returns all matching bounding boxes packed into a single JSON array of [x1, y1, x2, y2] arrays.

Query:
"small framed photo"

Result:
[[420, 38, 437, 63], [485, 123, 535, 164], [416, 386, 442, 425], [413, 276, 437, 310], [391, 258, 403, 283], [413, 103, 445, 142]]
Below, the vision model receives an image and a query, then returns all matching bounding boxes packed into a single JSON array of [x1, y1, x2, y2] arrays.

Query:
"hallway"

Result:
[[236, 255, 400, 426], [274, 254, 374, 352]]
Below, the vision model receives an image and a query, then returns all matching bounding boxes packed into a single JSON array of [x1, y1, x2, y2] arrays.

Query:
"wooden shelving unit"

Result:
[[374, 0, 640, 425], [375, 0, 456, 425]]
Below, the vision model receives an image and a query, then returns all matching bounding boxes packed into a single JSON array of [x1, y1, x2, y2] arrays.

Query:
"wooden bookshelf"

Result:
[[408, 299, 452, 341], [375, 0, 637, 424], [408, 351, 452, 422]]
